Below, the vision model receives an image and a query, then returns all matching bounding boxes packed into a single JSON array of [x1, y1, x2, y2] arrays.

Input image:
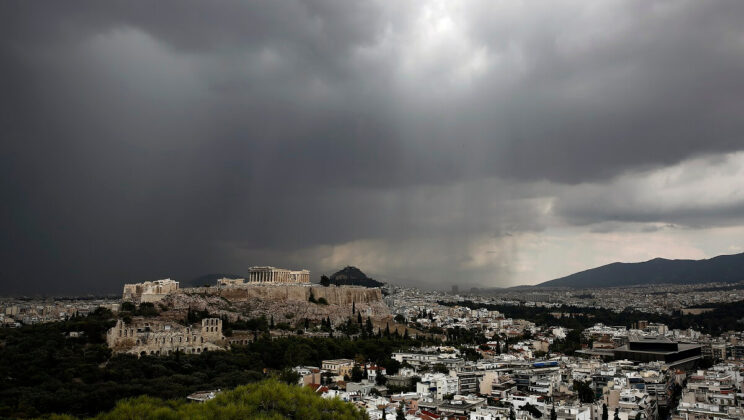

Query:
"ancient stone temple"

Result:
[[247, 266, 310, 284], [106, 317, 225, 356], [122, 278, 179, 303], [217, 277, 245, 286]]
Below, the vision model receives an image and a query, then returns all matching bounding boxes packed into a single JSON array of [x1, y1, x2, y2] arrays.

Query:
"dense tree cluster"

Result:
[[573, 380, 596, 404], [55, 379, 368, 420], [550, 329, 584, 355], [0, 311, 432, 418], [522, 402, 543, 418]]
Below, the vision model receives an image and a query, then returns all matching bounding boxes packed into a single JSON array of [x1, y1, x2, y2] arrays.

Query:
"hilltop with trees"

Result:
[[321, 266, 384, 288]]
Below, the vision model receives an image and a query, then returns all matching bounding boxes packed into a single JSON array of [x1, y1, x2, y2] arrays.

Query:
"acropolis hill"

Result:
[[162, 284, 390, 326], [120, 266, 391, 327]]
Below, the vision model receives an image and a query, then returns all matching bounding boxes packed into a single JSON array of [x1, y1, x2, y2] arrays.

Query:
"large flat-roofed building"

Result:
[[122, 279, 179, 303], [247, 266, 310, 284], [613, 336, 701, 367]]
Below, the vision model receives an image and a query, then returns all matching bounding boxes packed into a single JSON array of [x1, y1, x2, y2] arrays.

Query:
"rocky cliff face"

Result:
[[159, 285, 391, 325]]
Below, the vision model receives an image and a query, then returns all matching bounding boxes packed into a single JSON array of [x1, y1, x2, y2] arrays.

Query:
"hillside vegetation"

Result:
[[0, 308, 427, 418], [44, 380, 368, 420], [327, 266, 384, 288]]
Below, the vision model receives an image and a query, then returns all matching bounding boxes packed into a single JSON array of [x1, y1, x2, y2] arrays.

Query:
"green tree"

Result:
[[375, 372, 387, 386], [320, 275, 331, 287], [92, 380, 368, 420], [278, 368, 301, 385], [551, 405, 557, 420], [396, 403, 406, 420], [602, 404, 608, 420], [351, 365, 364, 382], [573, 380, 595, 403], [522, 403, 543, 418], [137, 302, 159, 317], [433, 363, 449, 374]]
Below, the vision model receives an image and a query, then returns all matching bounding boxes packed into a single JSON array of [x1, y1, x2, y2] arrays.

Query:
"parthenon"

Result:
[[247, 266, 310, 284]]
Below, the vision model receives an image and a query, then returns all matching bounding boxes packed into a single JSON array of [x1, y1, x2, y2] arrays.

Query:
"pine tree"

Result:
[[404, 328, 409, 340], [352, 301, 356, 314], [614, 408, 620, 420], [320, 275, 330, 287], [396, 403, 406, 420], [270, 315, 274, 329], [384, 323, 390, 338], [551, 405, 557, 420], [357, 312, 363, 324], [602, 404, 608, 420], [366, 317, 374, 335]]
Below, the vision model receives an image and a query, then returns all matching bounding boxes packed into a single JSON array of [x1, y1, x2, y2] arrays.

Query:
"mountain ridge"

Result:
[[531, 252, 744, 289]]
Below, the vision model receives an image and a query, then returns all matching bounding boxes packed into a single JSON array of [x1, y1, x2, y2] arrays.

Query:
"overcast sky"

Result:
[[2, 1, 744, 294]]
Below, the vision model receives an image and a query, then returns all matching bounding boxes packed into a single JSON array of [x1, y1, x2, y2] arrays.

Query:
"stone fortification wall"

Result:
[[106, 317, 225, 356], [216, 285, 382, 304], [161, 285, 390, 325]]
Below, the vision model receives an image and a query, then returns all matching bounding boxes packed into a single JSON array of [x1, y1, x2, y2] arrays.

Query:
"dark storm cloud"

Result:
[[2, 1, 744, 293]]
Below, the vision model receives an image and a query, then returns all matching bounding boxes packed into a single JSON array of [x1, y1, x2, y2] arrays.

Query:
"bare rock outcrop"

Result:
[[159, 285, 391, 325]]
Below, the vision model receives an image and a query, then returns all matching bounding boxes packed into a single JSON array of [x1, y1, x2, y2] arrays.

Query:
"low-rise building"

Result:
[[322, 359, 355, 377]]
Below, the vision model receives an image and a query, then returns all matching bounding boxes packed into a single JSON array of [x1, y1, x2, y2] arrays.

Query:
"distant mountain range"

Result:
[[533, 252, 744, 289], [329, 266, 384, 288]]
